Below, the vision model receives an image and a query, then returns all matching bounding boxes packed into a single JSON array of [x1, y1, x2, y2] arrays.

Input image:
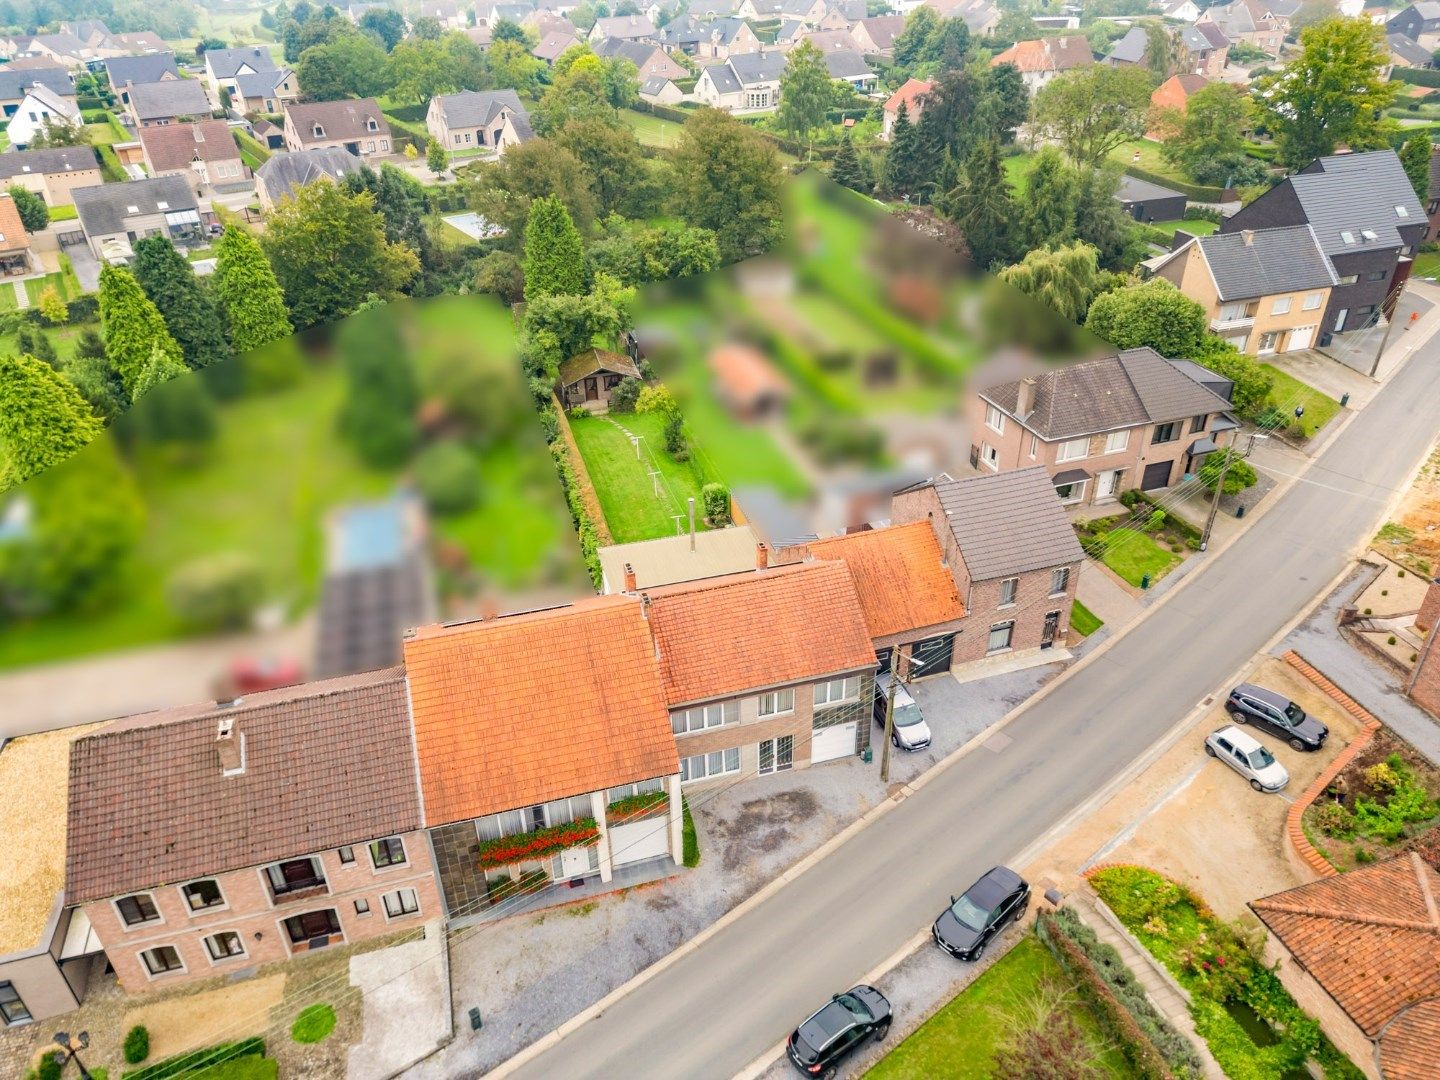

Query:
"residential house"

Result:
[[231, 68, 300, 115], [881, 77, 932, 140], [64, 670, 441, 994], [523, 9, 575, 39], [113, 31, 169, 54], [466, 23, 495, 49], [426, 89, 535, 155], [124, 79, 214, 129], [890, 467, 1085, 666], [0, 32, 91, 70], [419, 0, 469, 28], [822, 48, 878, 92], [792, 27, 858, 53], [1389, 1, 1440, 48], [1114, 175, 1187, 223], [282, 98, 392, 158], [1199, 0, 1283, 55], [558, 347, 642, 410], [849, 15, 905, 55], [1388, 32, 1435, 70], [138, 120, 249, 195], [966, 348, 1238, 505], [532, 30, 582, 63], [203, 45, 279, 101], [687, 0, 741, 17], [477, 1, 535, 27], [1220, 150, 1428, 343], [405, 599, 685, 916], [1149, 72, 1209, 134], [990, 36, 1093, 96], [1177, 23, 1227, 76], [657, 13, 707, 52], [589, 14, 657, 41], [1250, 854, 1440, 1080], [1154, 0, 1201, 20], [1424, 144, 1440, 242], [593, 36, 690, 81], [640, 75, 687, 104], [0, 193, 34, 275], [255, 146, 365, 211], [0, 146, 102, 206], [695, 51, 786, 111], [695, 17, 762, 59], [598, 526, 763, 593], [251, 118, 285, 151], [1151, 225, 1338, 355], [0, 65, 71, 118], [1103, 24, 1150, 66], [925, 0, 1001, 36], [7, 85, 82, 149], [104, 52, 178, 107], [737, 0, 785, 18], [72, 175, 204, 262]]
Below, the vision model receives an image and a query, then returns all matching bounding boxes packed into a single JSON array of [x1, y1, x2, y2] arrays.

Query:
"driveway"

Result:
[[66, 241, 100, 292]]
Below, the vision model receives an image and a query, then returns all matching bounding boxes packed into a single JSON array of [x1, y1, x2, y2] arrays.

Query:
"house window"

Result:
[[1055, 479, 1085, 504], [0, 981, 30, 1026], [1337, 273, 1358, 285], [607, 778, 666, 802], [380, 139, 389, 150], [1367, 270, 1388, 282], [116, 893, 160, 927], [382, 889, 420, 919], [181, 879, 224, 912], [680, 748, 741, 782], [1396, 204, 1409, 217], [364, 140, 375, 152], [265, 857, 325, 896], [204, 931, 245, 961], [369, 837, 406, 869], [1302, 292, 1323, 311], [987, 622, 1014, 653], [1270, 296, 1292, 315], [354, 898, 371, 916], [1257, 331, 1280, 352], [1056, 437, 1088, 462], [338, 846, 355, 865], [985, 404, 1005, 433], [758, 688, 795, 717], [670, 700, 739, 733], [453, 133, 462, 145], [1050, 567, 1070, 596], [366, 118, 378, 131], [141, 946, 184, 976], [282, 908, 341, 944], [1028, 433, 1038, 458], [1152, 422, 1178, 444], [1103, 430, 1128, 454], [980, 442, 998, 469], [312, 123, 324, 137], [1189, 414, 1207, 434], [998, 577, 1018, 606], [813, 675, 860, 706], [541, 795, 594, 827]]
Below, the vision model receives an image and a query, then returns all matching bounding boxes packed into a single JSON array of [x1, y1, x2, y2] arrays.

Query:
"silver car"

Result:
[[873, 672, 933, 751], [1204, 725, 1289, 793]]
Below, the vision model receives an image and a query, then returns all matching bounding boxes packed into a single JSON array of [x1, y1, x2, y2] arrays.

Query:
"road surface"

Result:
[[507, 334, 1440, 1080]]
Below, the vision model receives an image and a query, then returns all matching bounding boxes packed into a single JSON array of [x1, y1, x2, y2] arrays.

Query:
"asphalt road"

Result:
[[507, 334, 1440, 1080]]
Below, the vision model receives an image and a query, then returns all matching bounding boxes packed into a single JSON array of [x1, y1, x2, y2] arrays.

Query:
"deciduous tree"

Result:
[[1400, 131, 1432, 202], [358, 7, 405, 50], [670, 108, 783, 262], [296, 33, 388, 99], [1084, 279, 1208, 357], [997, 242, 1106, 323], [778, 42, 833, 149], [1033, 64, 1153, 167], [213, 225, 292, 354]]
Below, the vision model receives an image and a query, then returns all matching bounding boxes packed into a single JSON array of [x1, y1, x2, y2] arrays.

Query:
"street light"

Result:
[[52, 1031, 94, 1080]]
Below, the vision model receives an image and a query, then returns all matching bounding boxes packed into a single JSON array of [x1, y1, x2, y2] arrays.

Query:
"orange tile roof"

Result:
[[1250, 853, 1440, 1037], [883, 77, 932, 114], [0, 194, 30, 253], [707, 343, 788, 406], [647, 562, 876, 706], [1380, 998, 1440, 1080], [992, 35, 1093, 74], [803, 523, 963, 639], [404, 596, 679, 826]]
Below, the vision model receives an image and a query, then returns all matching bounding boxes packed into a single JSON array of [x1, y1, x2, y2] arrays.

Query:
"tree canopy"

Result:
[[523, 195, 588, 300], [98, 264, 187, 400], [669, 109, 783, 262], [212, 225, 293, 355], [1084, 279, 1208, 358], [0, 351, 103, 492], [1033, 65, 1153, 167]]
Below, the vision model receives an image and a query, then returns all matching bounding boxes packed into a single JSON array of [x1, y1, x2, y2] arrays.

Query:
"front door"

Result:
[[1041, 610, 1059, 649], [1333, 307, 1349, 333], [559, 845, 592, 879], [584, 377, 599, 401], [758, 735, 794, 775], [1096, 469, 1121, 500]]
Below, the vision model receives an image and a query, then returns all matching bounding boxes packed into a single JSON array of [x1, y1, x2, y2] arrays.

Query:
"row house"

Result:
[[0, 146, 102, 207], [283, 98, 392, 158], [1178, 22, 1229, 77]]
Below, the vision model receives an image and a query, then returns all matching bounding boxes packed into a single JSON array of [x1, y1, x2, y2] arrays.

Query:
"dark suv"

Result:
[[933, 865, 1029, 961], [786, 985, 892, 1078], [1226, 683, 1328, 751]]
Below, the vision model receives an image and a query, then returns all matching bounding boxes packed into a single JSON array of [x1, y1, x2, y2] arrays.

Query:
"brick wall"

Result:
[[1258, 931, 1380, 1079], [1409, 629, 1440, 716], [952, 566, 1077, 664], [85, 828, 440, 994], [1413, 578, 1440, 633]]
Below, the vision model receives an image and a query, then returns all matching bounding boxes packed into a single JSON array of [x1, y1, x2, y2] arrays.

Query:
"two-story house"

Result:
[[138, 120, 250, 195], [124, 79, 213, 129], [695, 51, 786, 112], [589, 14, 658, 42], [1389, 1, 1440, 49], [990, 35, 1093, 96], [282, 98, 392, 158], [1177, 24, 1228, 77], [592, 36, 690, 81], [849, 15, 904, 55], [203, 45, 280, 102], [694, 17, 762, 59], [0, 146, 102, 207], [533, 30, 583, 63], [425, 89, 535, 156], [64, 670, 441, 994], [231, 68, 299, 115], [5, 84, 80, 148], [967, 347, 1238, 506], [0, 65, 72, 119], [1220, 150, 1427, 345], [103, 52, 179, 107], [1199, 0, 1283, 54], [72, 175, 204, 262], [1152, 225, 1338, 355]]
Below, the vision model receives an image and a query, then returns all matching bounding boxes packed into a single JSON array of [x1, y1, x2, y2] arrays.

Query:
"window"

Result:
[[369, 837, 406, 868], [1152, 422, 1178, 444], [813, 675, 860, 706], [383, 889, 420, 919], [980, 442, 998, 469], [364, 140, 375, 152], [1189, 414, 1207, 434], [1028, 433, 1038, 459], [998, 577, 1018, 606], [1270, 296, 1291, 315], [1367, 270, 1388, 282], [1396, 204, 1409, 217], [204, 931, 245, 961], [312, 123, 324, 137], [265, 857, 325, 896], [607, 777, 666, 802], [758, 735, 794, 775], [670, 700, 738, 734], [354, 898, 370, 916], [464, 132, 471, 143], [987, 622, 1014, 653], [1103, 430, 1128, 454], [1337, 273, 1358, 285], [1050, 567, 1070, 596], [1302, 292, 1322, 311], [453, 133, 461, 145], [758, 688, 794, 717], [680, 748, 741, 782], [380, 139, 389, 151], [366, 117, 378, 131], [283, 908, 341, 944], [540, 795, 594, 827], [181, 879, 224, 912], [985, 404, 1005, 433], [1056, 437, 1088, 462], [141, 946, 184, 976], [338, 846, 355, 865], [116, 893, 160, 927], [1339, 230, 1355, 245], [0, 981, 30, 1026]]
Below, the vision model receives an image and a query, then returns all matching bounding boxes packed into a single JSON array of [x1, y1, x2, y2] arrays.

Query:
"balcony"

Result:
[[1209, 313, 1255, 333], [265, 858, 330, 905]]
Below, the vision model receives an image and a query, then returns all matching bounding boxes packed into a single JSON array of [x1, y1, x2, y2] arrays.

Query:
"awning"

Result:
[[164, 209, 201, 227], [1210, 412, 1240, 433], [59, 907, 104, 959], [1053, 469, 1091, 485], [1189, 437, 1218, 456]]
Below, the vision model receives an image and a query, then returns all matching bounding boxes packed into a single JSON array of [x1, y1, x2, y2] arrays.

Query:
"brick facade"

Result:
[[1413, 577, 1440, 633], [84, 829, 439, 994], [1408, 625, 1440, 716]]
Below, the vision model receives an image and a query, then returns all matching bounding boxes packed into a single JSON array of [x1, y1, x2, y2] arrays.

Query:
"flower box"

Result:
[[607, 791, 669, 824], [475, 818, 600, 869]]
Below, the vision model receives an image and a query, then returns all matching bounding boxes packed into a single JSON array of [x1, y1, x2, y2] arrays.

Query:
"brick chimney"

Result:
[[216, 715, 245, 777], [756, 542, 768, 570], [623, 562, 637, 593], [1015, 376, 1037, 419], [1242, 229, 1255, 247], [1415, 577, 1440, 634]]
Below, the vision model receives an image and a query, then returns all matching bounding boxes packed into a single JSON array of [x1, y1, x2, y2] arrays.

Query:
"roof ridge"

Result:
[[1252, 897, 1440, 934], [1413, 850, 1440, 930]]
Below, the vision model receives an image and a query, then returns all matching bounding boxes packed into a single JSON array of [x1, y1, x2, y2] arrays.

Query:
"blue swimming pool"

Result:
[[335, 500, 407, 571]]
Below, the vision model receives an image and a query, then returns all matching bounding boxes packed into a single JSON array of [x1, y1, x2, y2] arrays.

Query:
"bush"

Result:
[[166, 553, 265, 631], [123, 1038, 265, 1080], [290, 1003, 337, 1044], [702, 482, 730, 525], [609, 376, 643, 414], [34, 1056, 62, 1080], [1118, 488, 1143, 509], [635, 383, 678, 415], [1313, 801, 1354, 838], [124, 1026, 151, 1065], [414, 440, 481, 515], [663, 410, 686, 456], [38, 285, 68, 326]]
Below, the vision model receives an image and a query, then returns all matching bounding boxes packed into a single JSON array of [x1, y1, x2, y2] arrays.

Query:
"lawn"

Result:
[[1070, 599, 1103, 637], [1002, 151, 1036, 193], [1258, 364, 1341, 438], [621, 108, 687, 149], [1413, 250, 1440, 278], [1093, 528, 1181, 588], [866, 936, 1129, 1079], [1110, 139, 1201, 188], [1148, 218, 1219, 238]]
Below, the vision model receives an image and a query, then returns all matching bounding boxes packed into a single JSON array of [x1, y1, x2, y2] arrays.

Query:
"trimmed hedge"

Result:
[[122, 1038, 265, 1080], [1124, 163, 1226, 203], [1391, 67, 1440, 87]]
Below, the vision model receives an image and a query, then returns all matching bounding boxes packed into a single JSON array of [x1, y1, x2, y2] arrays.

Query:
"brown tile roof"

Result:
[[883, 77, 932, 114], [404, 597, 679, 826], [0, 193, 30, 252], [1381, 997, 1440, 1080], [65, 668, 420, 905], [284, 97, 390, 145], [800, 523, 963, 639], [991, 35, 1093, 74], [1250, 853, 1440, 1036], [647, 562, 875, 705], [139, 119, 239, 173]]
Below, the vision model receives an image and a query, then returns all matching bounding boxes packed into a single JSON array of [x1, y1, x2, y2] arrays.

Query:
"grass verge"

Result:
[[1070, 599, 1103, 637]]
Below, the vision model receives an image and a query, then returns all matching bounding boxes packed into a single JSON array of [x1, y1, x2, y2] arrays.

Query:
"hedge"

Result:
[[122, 1039, 265, 1080], [96, 142, 126, 183], [1123, 163, 1225, 203], [1391, 67, 1440, 87], [548, 397, 608, 587]]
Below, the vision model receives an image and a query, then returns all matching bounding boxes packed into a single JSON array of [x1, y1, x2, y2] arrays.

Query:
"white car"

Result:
[[873, 672, 933, 751], [1204, 725, 1289, 793]]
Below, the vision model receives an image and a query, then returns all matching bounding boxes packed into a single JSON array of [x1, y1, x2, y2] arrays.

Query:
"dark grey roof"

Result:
[[704, 16, 751, 44], [980, 347, 1235, 440], [0, 145, 99, 179], [104, 51, 178, 88], [593, 36, 659, 66], [1389, 33, 1434, 67], [0, 64, 71, 102], [731, 485, 816, 548], [1168, 358, 1234, 403], [235, 68, 288, 98], [434, 88, 527, 129], [703, 62, 741, 93], [658, 14, 704, 44], [72, 175, 197, 236], [257, 147, 365, 200], [823, 49, 874, 79], [127, 78, 211, 120], [1190, 225, 1337, 301], [728, 50, 787, 85], [929, 467, 1085, 580], [1290, 150, 1427, 256], [592, 13, 656, 37], [1115, 174, 1185, 204], [1106, 24, 1148, 64], [641, 75, 676, 94], [1178, 25, 1211, 52], [205, 45, 279, 79]]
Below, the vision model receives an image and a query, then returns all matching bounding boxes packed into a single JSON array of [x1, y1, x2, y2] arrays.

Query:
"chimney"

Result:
[[623, 562, 637, 593], [688, 497, 696, 552], [1015, 376, 1037, 419], [216, 716, 245, 777], [1241, 229, 1255, 247], [756, 542, 769, 570], [1415, 577, 1440, 634], [641, 592, 652, 619]]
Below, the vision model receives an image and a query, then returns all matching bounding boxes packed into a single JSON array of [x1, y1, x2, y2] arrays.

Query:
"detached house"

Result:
[[138, 120, 249, 195], [881, 77, 932, 140], [203, 45, 280, 101], [256, 147, 365, 216], [6, 84, 80, 148], [967, 347, 1237, 506], [283, 98, 391, 158], [532, 30, 583, 63], [230, 68, 299, 115], [694, 16, 761, 59], [696, 51, 786, 112], [592, 36, 690, 81], [425, 90, 534, 156], [849, 15, 904, 55], [104, 52, 178, 107], [0, 145, 102, 207], [1389, 1, 1440, 48], [0, 65, 72, 118], [1177, 23, 1228, 77], [589, 14, 657, 42], [124, 79, 213, 129], [990, 35, 1093, 96], [72, 175, 203, 262]]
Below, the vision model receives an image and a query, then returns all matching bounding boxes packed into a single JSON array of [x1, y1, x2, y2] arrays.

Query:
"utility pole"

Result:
[[1200, 429, 1260, 551], [880, 649, 931, 783]]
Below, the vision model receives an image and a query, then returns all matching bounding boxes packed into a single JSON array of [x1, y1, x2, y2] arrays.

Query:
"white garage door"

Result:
[[609, 817, 672, 867], [1288, 325, 1315, 351], [811, 722, 857, 764]]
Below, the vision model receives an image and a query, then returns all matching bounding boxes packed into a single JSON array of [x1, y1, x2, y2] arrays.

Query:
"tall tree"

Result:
[[1158, 82, 1253, 174], [996, 242, 1106, 324], [1072, 164, 1139, 270], [778, 41, 834, 150], [523, 195, 588, 300], [1033, 64, 1153, 166], [556, 117, 649, 218], [0, 351, 103, 491], [296, 33, 388, 99], [131, 236, 232, 373], [1144, 20, 1177, 79], [891, 6, 939, 71], [670, 108, 783, 262], [8, 186, 48, 232], [534, 50, 622, 134], [358, 6, 405, 49], [465, 138, 599, 237], [336, 307, 418, 467], [983, 62, 1029, 146], [1255, 16, 1398, 169], [1400, 132, 1433, 202], [1020, 148, 1079, 248], [213, 226, 292, 355], [98, 264, 186, 400], [829, 132, 867, 192], [1084, 279, 1208, 357], [939, 138, 1015, 270], [64, 331, 125, 421], [880, 102, 926, 199]]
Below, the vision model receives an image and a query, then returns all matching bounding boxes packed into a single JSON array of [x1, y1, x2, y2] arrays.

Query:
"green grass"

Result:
[[0, 280, 18, 311], [1002, 151, 1037, 193], [289, 1003, 336, 1044], [1258, 364, 1341, 438], [1110, 139, 1196, 186], [187, 1057, 277, 1080], [47, 203, 77, 222], [1094, 528, 1181, 587], [866, 936, 1129, 1079], [24, 262, 83, 305], [1414, 251, 1440, 278], [1070, 599, 1103, 637], [621, 108, 687, 149], [1148, 218, 1219, 238], [682, 798, 699, 867]]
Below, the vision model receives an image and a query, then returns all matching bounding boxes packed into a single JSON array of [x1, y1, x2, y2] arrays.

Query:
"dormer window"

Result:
[[313, 123, 325, 138], [366, 117, 378, 131]]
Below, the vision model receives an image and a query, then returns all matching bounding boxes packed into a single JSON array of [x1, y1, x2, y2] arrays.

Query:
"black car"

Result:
[[1226, 683, 1328, 751], [786, 985, 891, 1078], [933, 865, 1029, 961]]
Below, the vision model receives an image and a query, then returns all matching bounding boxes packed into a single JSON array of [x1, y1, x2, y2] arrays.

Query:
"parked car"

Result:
[[1204, 725, 1290, 792], [932, 865, 1030, 961], [1226, 683, 1328, 751], [785, 985, 892, 1077], [873, 672, 933, 751]]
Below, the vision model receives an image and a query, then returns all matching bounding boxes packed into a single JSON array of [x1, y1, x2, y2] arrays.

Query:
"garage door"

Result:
[[609, 817, 671, 867], [811, 722, 857, 764], [1141, 460, 1172, 491], [909, 633, 954, 677], [1288, 325, 1315, 351]]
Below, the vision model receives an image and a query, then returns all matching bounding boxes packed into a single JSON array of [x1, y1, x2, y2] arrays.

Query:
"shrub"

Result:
[[1355, 846, 1375, 864], [609, 376, 642, 414], [67, 294, 99, 323], [1313, 801, 1354, 838], [414, 440, 481, 516], [166, 553, 265, 631], [1144, 509, 1166, 533], [1388, 635, 1397, 645], [635, 383, 678, 415], [123, 1038, 265, 1080], [38, 285, 68, 326], [702, 482, 730, 525], [124, 1026, 151, 1065], [35, 1056, 62, 1080], [1118, 488, 1143, 509], [663, 410, 685, 455], [290, 1002, 337, 1044]]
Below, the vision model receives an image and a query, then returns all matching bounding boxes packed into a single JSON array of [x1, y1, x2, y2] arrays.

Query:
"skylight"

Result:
[[1397, 205, 1409, 217], [1361, 229, 1378, 241], [1339, 230, 1355, 244]]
